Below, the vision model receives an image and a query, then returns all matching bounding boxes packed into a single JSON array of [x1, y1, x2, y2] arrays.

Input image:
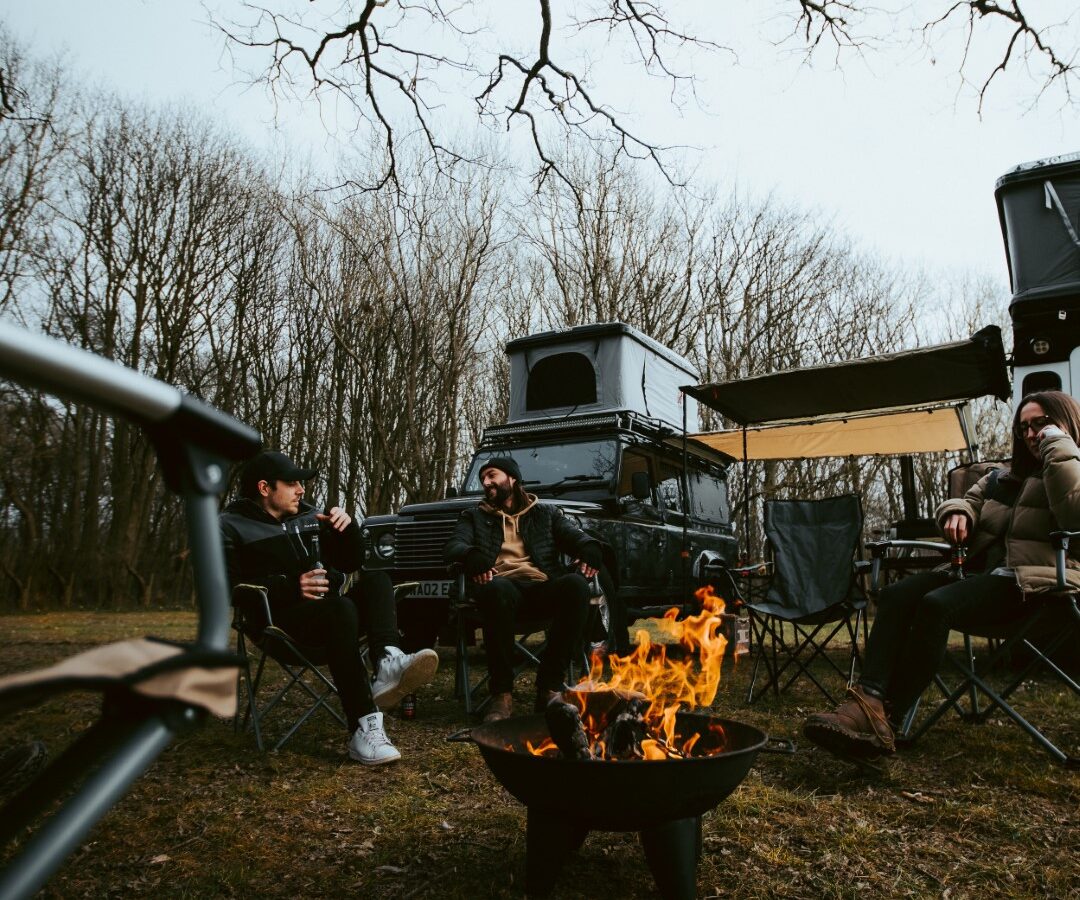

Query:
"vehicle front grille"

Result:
[[394, 518, 457, 570]]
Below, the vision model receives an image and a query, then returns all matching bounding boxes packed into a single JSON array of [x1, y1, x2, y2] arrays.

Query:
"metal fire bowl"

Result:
[[467, 712, 768, 832]]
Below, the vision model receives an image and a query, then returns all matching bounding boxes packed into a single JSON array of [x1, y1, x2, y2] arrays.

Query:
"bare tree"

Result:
[[0, 26, 67, 313], [211, 1, 729, 190], [519, 153, 704, 355], [790, 1, 1078, 112], [213, 1, 1077, 193], [277, 149, 511, 513]]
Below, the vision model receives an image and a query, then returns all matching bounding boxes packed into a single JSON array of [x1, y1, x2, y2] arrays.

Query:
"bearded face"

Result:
[[480, 467, 515, 507]]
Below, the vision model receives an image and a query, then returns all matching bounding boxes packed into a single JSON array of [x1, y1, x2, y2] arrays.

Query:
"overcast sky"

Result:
[[6, 2, 1078, 285]]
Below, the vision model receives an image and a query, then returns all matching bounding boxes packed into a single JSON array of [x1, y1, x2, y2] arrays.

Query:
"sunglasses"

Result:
[[1014, 415, 1054, 438]]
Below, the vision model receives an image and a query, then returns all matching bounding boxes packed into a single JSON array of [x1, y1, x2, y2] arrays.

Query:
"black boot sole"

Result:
[[803, 720, 892, 762]]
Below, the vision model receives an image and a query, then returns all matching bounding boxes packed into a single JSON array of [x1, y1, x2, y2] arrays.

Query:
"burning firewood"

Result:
[[529, 586, 733, 761], [544, 700, 594, 761], [599, 697, 650, 759]]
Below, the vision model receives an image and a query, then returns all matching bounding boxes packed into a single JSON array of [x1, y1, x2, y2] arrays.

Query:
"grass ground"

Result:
[[0, 611, 1077, 899]]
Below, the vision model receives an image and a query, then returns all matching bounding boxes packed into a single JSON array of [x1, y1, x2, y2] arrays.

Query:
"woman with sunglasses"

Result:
[[803, 390, 1080, 762]]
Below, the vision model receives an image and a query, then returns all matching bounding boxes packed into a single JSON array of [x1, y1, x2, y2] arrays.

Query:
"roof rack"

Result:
[[479, 410, 676, 445]]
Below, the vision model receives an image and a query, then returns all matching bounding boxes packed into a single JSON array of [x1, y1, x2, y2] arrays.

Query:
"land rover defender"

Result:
[[359, 322, 739, 630]]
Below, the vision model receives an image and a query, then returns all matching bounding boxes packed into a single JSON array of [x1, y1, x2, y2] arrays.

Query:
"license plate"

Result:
[[404, 580, 452, 598]]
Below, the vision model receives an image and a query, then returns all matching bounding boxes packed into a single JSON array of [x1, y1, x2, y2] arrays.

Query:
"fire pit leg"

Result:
[[639, 815, 701, 900], [525, 809, 589, 897]]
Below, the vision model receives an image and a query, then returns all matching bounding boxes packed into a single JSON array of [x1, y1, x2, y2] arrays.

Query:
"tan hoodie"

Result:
[[480, 493, 548, 582]]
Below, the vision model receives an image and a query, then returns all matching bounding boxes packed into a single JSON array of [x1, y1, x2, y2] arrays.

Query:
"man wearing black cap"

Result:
[[220, 450, 437, 764], [444, 456, 602, 722]]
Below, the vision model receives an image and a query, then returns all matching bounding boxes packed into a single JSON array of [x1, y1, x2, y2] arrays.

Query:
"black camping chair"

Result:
[[233, 579, 419, 749], [0, 323, 260, 900], [232, 585, 349, 751], [745, 494, 869, 705], [450, 566, 601, 716], [866, 460, 1010, 734], [450, 567, 550, 717], [869, 533, 1080, 767]]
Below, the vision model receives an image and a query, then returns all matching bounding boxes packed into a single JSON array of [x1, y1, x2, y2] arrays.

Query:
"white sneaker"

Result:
[[348, 712, 401, 765], [371, 647, 439, 710]]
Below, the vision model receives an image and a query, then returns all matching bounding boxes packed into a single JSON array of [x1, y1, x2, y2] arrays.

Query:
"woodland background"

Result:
[[0, 25, 1012, 609]]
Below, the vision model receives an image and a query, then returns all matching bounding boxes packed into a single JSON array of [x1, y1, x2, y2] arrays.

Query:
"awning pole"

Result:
[[900, 455, 918, 521], [742, 425, 750, 559], [681, 397, 689, 602]]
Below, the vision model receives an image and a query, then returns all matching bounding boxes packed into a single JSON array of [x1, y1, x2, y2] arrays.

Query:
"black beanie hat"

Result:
[[479, 456, 523, 484]]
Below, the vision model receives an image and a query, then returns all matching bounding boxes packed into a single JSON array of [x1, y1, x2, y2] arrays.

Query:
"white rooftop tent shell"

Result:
[[506, 322, 700, 433]]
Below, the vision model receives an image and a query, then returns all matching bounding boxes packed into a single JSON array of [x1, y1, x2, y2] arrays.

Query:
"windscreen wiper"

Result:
[[540, 475, 609, 495]]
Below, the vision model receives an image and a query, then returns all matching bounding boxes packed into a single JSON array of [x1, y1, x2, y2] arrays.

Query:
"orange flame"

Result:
[[528, 585, 734, 760]]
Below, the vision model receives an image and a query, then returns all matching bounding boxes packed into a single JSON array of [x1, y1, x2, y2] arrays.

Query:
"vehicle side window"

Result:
[[618, 450, 654, 504], [655, 460, 683, 515], [688, 470, 729, 524]]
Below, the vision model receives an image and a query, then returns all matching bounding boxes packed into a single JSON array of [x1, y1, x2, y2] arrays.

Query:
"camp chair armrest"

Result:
[[1048, 530, 1080, 590], [863, 539, 950, 594], [728, 562, 773, 578], [446, 564, 471, 610], [865, 539, 950, 555], [232, 584, 273, 628], [1048, 529, 1080, 549]]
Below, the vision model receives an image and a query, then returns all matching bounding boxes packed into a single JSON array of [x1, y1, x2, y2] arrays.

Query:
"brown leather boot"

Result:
[[803, 685, 896, 761], [483, 692, 514, 723]]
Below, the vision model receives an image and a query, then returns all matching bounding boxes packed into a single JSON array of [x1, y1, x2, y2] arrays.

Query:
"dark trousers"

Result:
[[397, 595, 451, 652], [472, 573, 592, 695], [859, 571, 1027, 719], [274, 571, 399, 731]]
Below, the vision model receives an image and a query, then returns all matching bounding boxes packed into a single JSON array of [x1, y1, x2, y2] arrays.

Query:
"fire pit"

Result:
[[450, 586, 788, 899], [456, 712, 775, 899]]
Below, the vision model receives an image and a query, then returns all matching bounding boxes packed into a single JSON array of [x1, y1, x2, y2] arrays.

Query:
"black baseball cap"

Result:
[[240, 451, 317, 497]]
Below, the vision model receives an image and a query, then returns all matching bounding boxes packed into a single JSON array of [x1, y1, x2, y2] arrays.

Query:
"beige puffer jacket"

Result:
[[935, 431, 1080, 594]]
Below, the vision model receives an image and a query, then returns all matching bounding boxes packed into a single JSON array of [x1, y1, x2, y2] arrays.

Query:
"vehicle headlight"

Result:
[[374, 531, 396, 559]]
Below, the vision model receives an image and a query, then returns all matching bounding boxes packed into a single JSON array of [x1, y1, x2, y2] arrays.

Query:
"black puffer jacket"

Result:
[[444, 497, 600, 580], [219, 498, 364, 615]]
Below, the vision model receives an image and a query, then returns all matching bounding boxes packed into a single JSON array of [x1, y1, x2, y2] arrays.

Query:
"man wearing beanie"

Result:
[[220, 450, 438, 764], [443, 456, 602, 721]]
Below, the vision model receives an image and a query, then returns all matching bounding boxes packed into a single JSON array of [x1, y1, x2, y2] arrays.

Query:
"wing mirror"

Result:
[[631, 471, 652, 501]]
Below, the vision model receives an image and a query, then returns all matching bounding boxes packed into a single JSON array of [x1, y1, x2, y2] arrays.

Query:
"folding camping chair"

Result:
[[233, 580, 420, 749], [745, 494, 868, 705], [0, 323, 259, 900], [451, 568, 550, 716], [450, 567, 601, 716], [868, 530, 1080, 767], [863, 460, 1009, 731], [232, 585, 349, 751]]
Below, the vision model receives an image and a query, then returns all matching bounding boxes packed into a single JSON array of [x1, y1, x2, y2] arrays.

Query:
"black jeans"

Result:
[[472, 573, 592, 695], [274, 571, 399, 731], [859, 571, 1028, 719]]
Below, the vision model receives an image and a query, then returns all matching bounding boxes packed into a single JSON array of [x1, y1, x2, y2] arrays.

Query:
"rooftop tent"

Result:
[[996, 150, 1080, 312], [682, 325, 1010, 427], [506, 321, 701, 432]]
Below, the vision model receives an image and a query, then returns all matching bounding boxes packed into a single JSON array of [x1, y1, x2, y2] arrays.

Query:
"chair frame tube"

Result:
[[0, 324, 259, 899]]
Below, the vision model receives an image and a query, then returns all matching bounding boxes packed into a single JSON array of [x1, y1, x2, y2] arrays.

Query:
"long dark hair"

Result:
[[508, 481, 532, 514], [1010, 390, 1080, 478]]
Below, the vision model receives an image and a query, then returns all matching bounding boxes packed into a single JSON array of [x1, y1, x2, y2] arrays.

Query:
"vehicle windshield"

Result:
[[463, 440, 618, 494]]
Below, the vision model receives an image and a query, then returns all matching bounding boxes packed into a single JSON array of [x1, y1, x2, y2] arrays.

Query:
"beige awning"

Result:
[[689, 406, 970, 461]]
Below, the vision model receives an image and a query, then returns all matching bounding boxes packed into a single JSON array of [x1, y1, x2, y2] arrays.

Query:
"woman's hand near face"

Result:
[[943, 513, 969, 546], [1037, 424, 1067, 444]]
